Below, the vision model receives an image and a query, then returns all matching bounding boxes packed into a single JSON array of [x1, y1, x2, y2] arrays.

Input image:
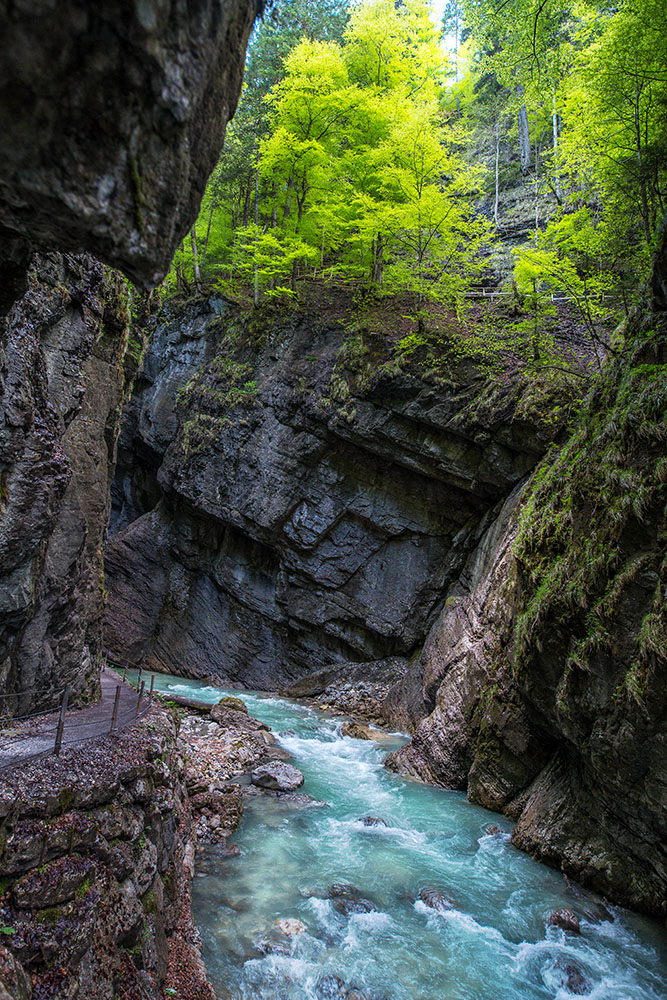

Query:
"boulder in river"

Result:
[[358, 816, 388, 827], [553, 958, 592, 995], [276, 918, 306, 936], [316, 974, 346, 998], [328, 883, 377, 915], [251, 762, 305, 792], [212, 695, 248, 717], [418, 887, 456, 913], [341, 722, 374, 740], [546, 908, 581, 934]]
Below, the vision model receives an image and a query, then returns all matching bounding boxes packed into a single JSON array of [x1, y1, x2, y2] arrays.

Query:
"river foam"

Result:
[[136, 671, 667, 1000]]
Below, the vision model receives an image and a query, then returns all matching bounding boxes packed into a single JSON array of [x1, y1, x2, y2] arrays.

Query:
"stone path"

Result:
[[0, 668, 147, 771]]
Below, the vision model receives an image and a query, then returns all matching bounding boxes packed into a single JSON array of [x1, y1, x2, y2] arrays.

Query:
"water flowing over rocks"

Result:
[[0, 0, 258, 293]]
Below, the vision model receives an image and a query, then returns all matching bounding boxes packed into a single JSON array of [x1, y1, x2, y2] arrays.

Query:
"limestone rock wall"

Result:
[[0, 0, 258, 293], [0, 708, 211, 1000], [0, 254, 134, 714], [387, 231, 667, 916], [104, 296, 561, 689]]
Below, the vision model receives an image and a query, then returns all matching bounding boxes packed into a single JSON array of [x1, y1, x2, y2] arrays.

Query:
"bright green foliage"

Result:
[[169, 0, 490, 308]]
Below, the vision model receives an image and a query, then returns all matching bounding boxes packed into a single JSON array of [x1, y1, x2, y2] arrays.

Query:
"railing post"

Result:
[[137, 664, 142, 691], [149, 674, 155, 701], [135, 680, 145, 718], [110, 685, 121, 733], [54, 685, 69, 756]]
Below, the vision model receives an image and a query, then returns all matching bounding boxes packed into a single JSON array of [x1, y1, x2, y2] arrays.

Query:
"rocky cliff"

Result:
[[104, 292, 570, 690], [0, 0, 259, 711], [0, 254, 134, 714], [0, 0, 258, 303], [388, 232, 667, 916]]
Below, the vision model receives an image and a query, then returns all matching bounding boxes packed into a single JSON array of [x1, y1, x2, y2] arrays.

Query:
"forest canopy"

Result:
[[169, 0, 667, 330]]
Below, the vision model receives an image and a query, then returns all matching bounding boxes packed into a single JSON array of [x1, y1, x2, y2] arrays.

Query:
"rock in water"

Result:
[[327, 883, 377, 916], [546, 908, 581, 935], [418, 887, 456, 913], [341, 722, 374, 740], [276, 918, 306, 936], [358, 816, 388, 827], [251, 762, 304, 792], [553, 958, 592, 996], [316, 974, 346, 998]]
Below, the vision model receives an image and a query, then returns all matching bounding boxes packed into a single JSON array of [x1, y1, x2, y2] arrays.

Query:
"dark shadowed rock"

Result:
[[251, 762, 304, 792], [105, 298, 558, 694], [553, 958, 592, 996], [358, 816, 388, 827], [546, 908, 581, 935], [0, 254, 132, 711], [418, 887, 456, 913], [0, 0, 258, 290]]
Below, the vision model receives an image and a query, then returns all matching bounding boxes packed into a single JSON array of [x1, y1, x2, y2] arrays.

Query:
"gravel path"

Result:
[[0, 669, 147, 771]]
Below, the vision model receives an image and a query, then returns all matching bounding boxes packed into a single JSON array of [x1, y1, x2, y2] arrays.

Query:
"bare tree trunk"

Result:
[[534, 140, 540, 246], [494, 121, 500, 227], [200, 197, 215, 271], [242, 171, 253, 227], [190, 226, 201, 290], [517, 86, 531, 175], [253, 164, 260, 307], [552, 89, 562, 203]]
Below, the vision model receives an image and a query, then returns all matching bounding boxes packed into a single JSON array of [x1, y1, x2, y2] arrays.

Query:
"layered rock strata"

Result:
[[105, 296, 564, 688]]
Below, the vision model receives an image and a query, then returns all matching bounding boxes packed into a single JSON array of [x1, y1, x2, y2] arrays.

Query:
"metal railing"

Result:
[[0, 668, 157, 772]]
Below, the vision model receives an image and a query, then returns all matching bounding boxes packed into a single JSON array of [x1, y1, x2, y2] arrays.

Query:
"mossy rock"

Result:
[[212, 696, 248, 716]]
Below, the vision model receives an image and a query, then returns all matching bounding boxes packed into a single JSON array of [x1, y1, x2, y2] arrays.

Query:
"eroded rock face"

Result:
[[0, 0, 258, 289], [105, 296, 559, 689], [0, 253, 132, 712], [0, 709, 211, 1000], [386, 233, 667, 916]]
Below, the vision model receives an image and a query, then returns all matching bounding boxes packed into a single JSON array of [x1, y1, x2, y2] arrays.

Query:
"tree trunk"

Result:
[[517, 86, 531, 175], [253, 164, 260, 307], [190, 226, 201, 290], [242, 171, 253, 227], [494, 121, 500, 227], [200, 198, 215, 270], [552, 90, 562, 203]]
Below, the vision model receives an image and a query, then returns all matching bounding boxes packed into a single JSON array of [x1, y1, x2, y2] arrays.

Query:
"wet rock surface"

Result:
[[105, 296, 558, 694], [386, 230, 667, 916], [251, 761, 305, 792], [0, 254, 132, 712], [0, 0, 257, 289]]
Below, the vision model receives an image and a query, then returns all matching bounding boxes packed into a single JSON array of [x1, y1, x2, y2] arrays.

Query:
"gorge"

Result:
[[0, 0, 665, 998]]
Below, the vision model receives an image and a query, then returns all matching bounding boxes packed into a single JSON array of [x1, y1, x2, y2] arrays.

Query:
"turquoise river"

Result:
[[142, 672, 667, 1000]]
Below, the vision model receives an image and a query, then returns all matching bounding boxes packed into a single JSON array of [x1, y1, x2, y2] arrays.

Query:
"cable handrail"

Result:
[[0, 666, 156, 772]]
